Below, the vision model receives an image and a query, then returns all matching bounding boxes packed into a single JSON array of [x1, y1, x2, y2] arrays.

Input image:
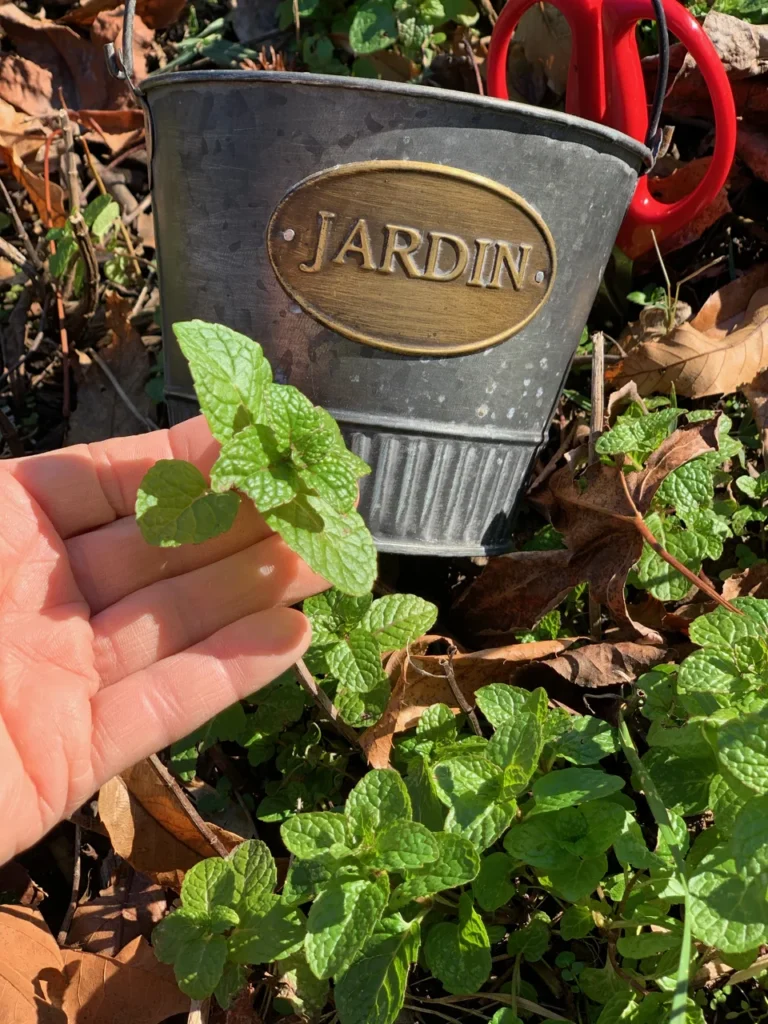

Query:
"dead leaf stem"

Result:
[[589, 332, 605, 639], [294, 658, 361, 747], [85, 346, 158, 431], [56, 823, 82, 946], [445, 644, 483, 736], [0, 176, 42, 270], [618, 470, 742, 614], [147, 755, 231, 858]]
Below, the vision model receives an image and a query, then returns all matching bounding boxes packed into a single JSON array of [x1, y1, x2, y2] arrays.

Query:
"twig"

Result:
[[445, 644, 483, 736], [188, 999, 209, 1024], [123, 191, 152, 225], [618, 471, 742, 614], [85, 347, 158, 431], [148, 754, 230, 858], [434, 993, 572, 1022], [477, 0, 498, 23], [70, 214, 99, 321], [294, 659, 361, 747], [131, 269, 155, 319], [463, 28, 484, 95], [588, 332, 605, 639], [0, 236, 36, 280], [57, 823, 82, 945], [59, 108, 81, 213], [0, 177, 42, 269], [0, 330, 46, 392], [44, 130, 71, 421], [607, 934, 650, 997], [528, 420, 582, 492]]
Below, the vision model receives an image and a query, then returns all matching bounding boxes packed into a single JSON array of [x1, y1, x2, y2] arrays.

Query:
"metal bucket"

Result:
[[139, 68, 648, 556]]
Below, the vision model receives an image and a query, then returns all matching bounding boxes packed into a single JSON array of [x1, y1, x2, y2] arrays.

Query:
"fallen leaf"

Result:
[[689, 264, 768, 336], [66, 870, 166, 956], [610, 287, 768, 398], [744, 367, 768, 463], [360, 636, 575, 769], [0, 140, 66, 227], [646, 158, 731, 255], [517, 642, 673, 690], [737, 126, 768, 183], [722, 563, 768, 601], [454, 418, 721, 640], [98, 758, 242, 889], [507, 4, 571, 102], [62, 0, 187, 30], [60, 935, 189, 1024], [0, 55, 54, 118], [0, 905, 67, 1023], [0, 861, 47, 907]]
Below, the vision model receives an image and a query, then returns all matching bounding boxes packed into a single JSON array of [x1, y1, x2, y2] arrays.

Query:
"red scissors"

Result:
[[486, 0, 736, 259]]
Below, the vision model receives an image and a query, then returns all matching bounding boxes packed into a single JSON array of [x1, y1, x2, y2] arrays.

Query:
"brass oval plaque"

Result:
[[267, 161, 556, 357]]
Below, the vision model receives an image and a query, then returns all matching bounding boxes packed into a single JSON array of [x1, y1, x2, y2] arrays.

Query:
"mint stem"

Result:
[[294, 658, 361, 748]]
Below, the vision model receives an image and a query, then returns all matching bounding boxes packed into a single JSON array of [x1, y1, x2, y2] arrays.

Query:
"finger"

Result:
[[92, 533, 327, 685], [89, 607, 311, 785], [3, 416, 219, 540], [67, 498, 272, 612]]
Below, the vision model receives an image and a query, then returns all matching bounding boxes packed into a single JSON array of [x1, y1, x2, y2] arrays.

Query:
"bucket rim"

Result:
[[140, 69, 650, 166]]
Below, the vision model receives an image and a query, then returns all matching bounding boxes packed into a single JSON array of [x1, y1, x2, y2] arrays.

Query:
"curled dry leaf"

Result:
[[65, 870, 166, 956], [98, 758, 242, 890], [454, 418, 721, 641], [0, 906, 189, 1024], [359, 635, 575, 769], [514, 642, 673, 697], [722, 563, 768, 601], [610, 280, 768, 398], [61, 0, 187, 31], [0, 141, 66, 227], [644, 158, 731, 256]]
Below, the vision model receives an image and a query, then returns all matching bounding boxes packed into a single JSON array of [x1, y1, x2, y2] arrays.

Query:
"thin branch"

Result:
[[123, 191, 152, 225], [0, 177, 42, 269], [148, 754, 230, 858], [0, 236, 36, 280], [588, 332, 605, 639], [188, 999, 209, 1024], [607, 934, 651, 997], [434, 993, 573, 1022], [445, 644, 483, 736], [70, 213, 99, 321], [618, 471, 742, 614], [477, 0, 498, 23], [294, 658, 361, 747], [85, 347, 158, 431], [57, 823, 82, 945], [463, 28, 484, 95]]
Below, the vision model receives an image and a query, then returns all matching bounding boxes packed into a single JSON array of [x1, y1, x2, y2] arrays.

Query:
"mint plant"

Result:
[[135, 321, 377, 596]]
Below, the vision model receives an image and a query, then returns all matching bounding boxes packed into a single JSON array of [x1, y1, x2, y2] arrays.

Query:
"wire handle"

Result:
[[645, 0, 670, 160], [104, 0, 140, 93]]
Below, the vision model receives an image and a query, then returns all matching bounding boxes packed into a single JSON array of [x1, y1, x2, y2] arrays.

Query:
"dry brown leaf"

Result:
[[454, 418, 721, 640], [723, 563, 768, 601], [744, 366, 768, 464], [690, 264, 768, 335], [0, 861, 47, 907], [0, 905, 67, 1023], [0, 140, 66, 227], [0, 56, 54, 119], [516, 642, 673, 690], [359, 636, 575, 768], [646, 158, 731, 255], [62, 0, 187, 30], [610, 287, 768, 398], [737, 126, 768, 183], [66, 870, 166, 956], [98, 758, 242, 889]]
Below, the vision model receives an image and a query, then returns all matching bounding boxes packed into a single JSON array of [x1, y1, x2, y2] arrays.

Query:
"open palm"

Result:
[[0, 416, 324, 865]]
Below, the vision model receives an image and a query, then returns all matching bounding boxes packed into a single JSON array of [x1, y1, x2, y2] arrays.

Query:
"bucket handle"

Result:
[[105, 0, 140, 94]]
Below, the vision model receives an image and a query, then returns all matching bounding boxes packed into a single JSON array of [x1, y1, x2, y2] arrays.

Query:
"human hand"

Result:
[[0, 416, 325, 865]]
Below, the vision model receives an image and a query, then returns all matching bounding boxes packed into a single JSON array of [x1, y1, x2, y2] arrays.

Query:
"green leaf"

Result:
[[305, 877, 389, 979], [735, 472, 768, 500], [407, 703, 457, 759], [361, 594, 438, 652], [548, 853, 609, 902], [275, 952, 329, 1019], [553, 801, 625, 858], [717, 711, 768, 794], [390, 832, 480, 908], [300, 455, 360, 514], [152, 909, 207, 963], [656, 458, 714, 518], [264, 493, 377, 597], [532, 767, 625, 810], [181, 858, 236, 917], [709, 774, 749, 838], [175, 320, 271, 442], [424, 892, 490, 995], [350, 0, 398, 53], [335, 914, 421, 1024], [280, 811, 351, 861], [327, 630, 387, 693], [304, 589, 373, 640], [211, 425, 300, 512], [616, 930, 681, 959], [507, 911, 550, 962], [209, 905, 240, 933], [676, 649, 746, 700], [228, 898, 307, 964], [373, 820, 439, 871], [614, 815, 663, 871], [473, 852, 516, 912], [336, 677, 391, 728], [730, 793, 768, 876], [49, 235, 79, 279], [267, 385, 324, 451], [228, 840, 277, 911], [346, 770, 411, 841], [635, 513, 704, 602], [641, 747, 714, 815], [214, 961, 247, 1010], [135, 460, 240, 547], [689, 844, 768, 953], [487, 712, 542, 790], [690, 604, 767, 658], [84, 194, 120, 239], [246, 671, 306, 731], [433, 755, 514, 849], [475, 684, 542, 728], [174, 932, 228, 1000], [560, 904, 596, 940], [441, 0, 479, 24], [405, 755, 447, 832], [595, 408, 681, 459], [556, 716, 619, 765]]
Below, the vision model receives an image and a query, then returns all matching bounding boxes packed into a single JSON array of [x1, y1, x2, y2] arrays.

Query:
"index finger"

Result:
[[3, 416, 219, 539]]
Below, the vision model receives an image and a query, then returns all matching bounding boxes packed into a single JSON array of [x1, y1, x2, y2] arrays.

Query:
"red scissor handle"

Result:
[[486, 0, 736, 259]]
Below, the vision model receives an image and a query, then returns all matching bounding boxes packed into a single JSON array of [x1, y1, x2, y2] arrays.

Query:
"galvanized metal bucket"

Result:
[[127, 56, 649, 555]]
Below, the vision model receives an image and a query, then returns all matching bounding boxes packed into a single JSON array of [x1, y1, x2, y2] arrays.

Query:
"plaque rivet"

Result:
[[535, 270, 545, 284], [283, 228, 295, 241]]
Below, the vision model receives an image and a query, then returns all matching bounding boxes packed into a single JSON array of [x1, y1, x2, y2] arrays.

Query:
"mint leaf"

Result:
[[174, 932, 228, 1000], [689, 844, 768, 953], [214, 961, 248, 1010], [487, 712, 542, 790], [433, 755, 515, 850], [84, 194, 120, 238], [228, 898, 306, 964], [473, 852, 516, 912], [475, 684, 544, 728], [690, 605, 767, 658], [405, 755, 447, 832], [305, 877, 389, 979], [676, 649, 746, 701], [548, 853, 608, 902], [560, 904, 596, 940], [275, 952, 329, 1019], [730, 793, 768, 875], [264, 494, 377, 597], [349, 0, 398, 54], [136, 460, 240, 547], [228, 839, 277, 911], [304, 589, 373, 640], [373, 820, 439, 871], [635, 513, 705, 602], [595, 408, 681, 459], [346, 770, 411, 841], [656, 458, 714, 518], [556, 717, 618, 765], [614, 815, 663, 871], [335, 914, 420, 1024], [532, 767, 624, 810], [717, 711, 768, 794], [336, 677, 390, 728], [507, 911, 550, 962], [300, 457, 360, 515], [361, 594, 438, 652], [390, 832, 479, 908], [181, 858, 236, 917], [281, 811, 351, 861], [327, 630, 387, 693], [423, 892, 490, 995], [267, 385, 323, 452], [152, 909, 207, 963], [616, 930, 681, 959], [175, 321, 271, 442], [642, 747, 714, 815], [211, 425, 300, 512]]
